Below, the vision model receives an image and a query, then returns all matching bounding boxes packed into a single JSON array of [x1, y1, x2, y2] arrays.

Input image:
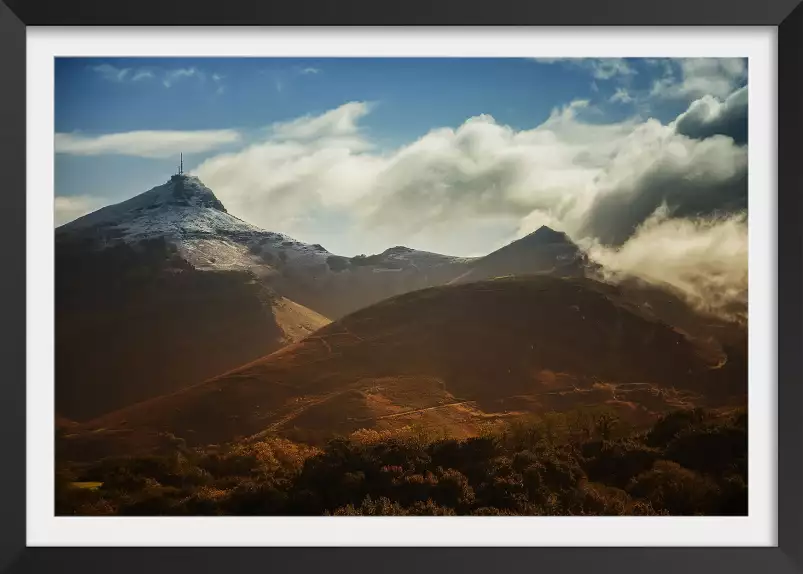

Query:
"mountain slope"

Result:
[[55, 174, 740, 427], [56, 174, 601, 323], [57, 174, 330, 274], [67, 275, 746, 458], [57, 174, 477, 319], [56, 176, 331, 421], [451, 226, 590, 285]]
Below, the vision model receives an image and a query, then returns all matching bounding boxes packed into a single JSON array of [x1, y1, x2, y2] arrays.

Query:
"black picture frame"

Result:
[[0, 1, 800, 572]]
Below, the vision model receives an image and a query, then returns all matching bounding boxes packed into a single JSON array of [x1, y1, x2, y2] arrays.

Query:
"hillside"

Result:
[[55, 174, 612, 423], [56, 236, 330, 421], [55, 175, 333, 421], [450, 226, 590, 285], [55, 174, 742, 425], [62, 275, 746, 459]]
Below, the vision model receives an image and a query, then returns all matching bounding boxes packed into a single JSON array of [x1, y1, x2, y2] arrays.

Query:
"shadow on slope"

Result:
[[64, 275, 746, 459], [57, 236, 328, 422]]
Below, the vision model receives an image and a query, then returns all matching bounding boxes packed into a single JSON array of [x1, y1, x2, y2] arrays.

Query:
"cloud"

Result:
[[92, 64, 154, 83], [92, 64, 130, 82], [197, 95, 750, 316], [210, 73, 225, 95], [55, 195, 108, 226], [673, 86, 748, 145], [609, 88, 633, 104], [534, 58, 636, 80], [131, 70, 154, 82], [270, 101, 372, 142], [163, 67, 204, 88], [586, 208, 747, 319], [55, 129, 241, 158], [92, 63, 220, 91], [577, 128, 747, 245], [300, 67, 321, 75], [194, 96, 745, 256], [650, 58, 746, 100]]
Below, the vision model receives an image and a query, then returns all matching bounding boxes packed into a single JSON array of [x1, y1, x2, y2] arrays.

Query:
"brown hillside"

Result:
[[56, 237, 329, 422], [67, 275, 746, 459]]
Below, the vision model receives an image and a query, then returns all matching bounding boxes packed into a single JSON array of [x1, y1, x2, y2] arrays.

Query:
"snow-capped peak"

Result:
[[56, 174, 267, 242], [163, 174, 227, 212], [59, 174, 227, 232], [56, 174, 338, 273]]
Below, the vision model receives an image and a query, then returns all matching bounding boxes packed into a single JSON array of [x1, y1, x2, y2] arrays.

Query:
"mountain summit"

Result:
[[57, 174, 264, 246], [449, 225, 587, 284], [521, 225, 573, 246]]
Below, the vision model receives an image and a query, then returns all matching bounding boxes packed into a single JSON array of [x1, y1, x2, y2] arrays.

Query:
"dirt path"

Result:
[[247, 388, 353, 439], [372, 400, 475, 421], [708, 355, 729, 370], [306, 327, 364, 356]]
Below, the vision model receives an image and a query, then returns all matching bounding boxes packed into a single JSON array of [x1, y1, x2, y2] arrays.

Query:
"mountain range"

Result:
[[55, 174, 746, 458]]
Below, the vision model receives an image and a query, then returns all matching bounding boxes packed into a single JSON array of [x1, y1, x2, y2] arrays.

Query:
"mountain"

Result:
[[450, 226, 590, 285], [62, 275, 746, 459], [283, 245, 475, 318], [57, 174, 326, 273], [57, 174, 602, 321], [56, 174, 740, 425], [56, 175, 331, 421], [56, 175, 602, 423], [267, 224, 598, 319]]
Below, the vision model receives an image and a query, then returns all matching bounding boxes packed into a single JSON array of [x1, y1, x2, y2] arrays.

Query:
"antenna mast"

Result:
[[180, 152, 183, 175]]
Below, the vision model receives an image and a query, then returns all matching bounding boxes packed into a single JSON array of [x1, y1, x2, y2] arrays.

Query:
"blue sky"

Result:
[[56, 58, 688, 138], [54, 57, 748, 257]]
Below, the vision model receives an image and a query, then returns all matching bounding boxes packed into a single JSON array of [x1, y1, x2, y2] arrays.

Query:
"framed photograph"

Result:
[[1, 0, 801, 572]]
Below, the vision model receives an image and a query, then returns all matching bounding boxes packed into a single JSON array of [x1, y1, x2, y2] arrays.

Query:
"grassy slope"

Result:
[[61, 275, 746, 461]]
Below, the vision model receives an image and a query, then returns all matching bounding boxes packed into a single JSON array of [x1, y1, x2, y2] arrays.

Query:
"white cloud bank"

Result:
[[55, 195, 108, 227], [650, 58, 746, 100], [195, 97, 746, 248], [586, 209, 748, 320], [56, 79, 748, 318], [673, 85, 748, 144], [55, 129, 241, 158], [191, 92, 747, 318]]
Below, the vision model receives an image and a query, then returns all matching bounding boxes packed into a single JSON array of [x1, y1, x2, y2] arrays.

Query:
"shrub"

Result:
[[55, 407, 743, 517], [330, 496, 407, 516], [646, 408, 711, 447], [476, 474, 527, 511], [594, 412, 619, 441], [118, 487, 183, 516], [172, 486, 230, 516], [569, 482, 631, 515], [430, 468, 475, 508], [665, 424, 747, 477], [627, 460, 721, 515], [582, 439, 661, 489], [717, 474, 748, 516], [223, 480, 290, 515]]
